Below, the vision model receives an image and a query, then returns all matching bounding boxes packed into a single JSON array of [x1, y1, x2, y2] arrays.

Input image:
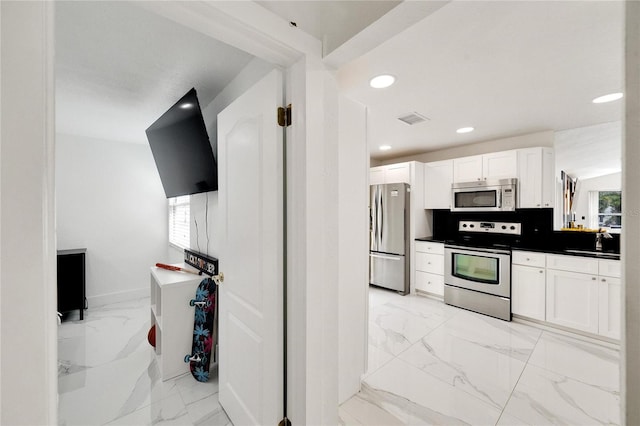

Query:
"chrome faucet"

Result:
[[595, 232, 612, 251]]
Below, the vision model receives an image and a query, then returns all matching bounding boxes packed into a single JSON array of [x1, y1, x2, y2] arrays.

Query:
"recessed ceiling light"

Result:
[[379, 145, 392, 151], [456, 127, 474, 134], [180, 102, 194, 109], [592, 93, 623, 104], [369, 75, 396, 89]]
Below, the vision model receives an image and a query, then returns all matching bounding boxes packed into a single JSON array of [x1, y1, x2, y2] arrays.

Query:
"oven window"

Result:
[[452, 253, 499, 284], [455, 190, 497, 208]]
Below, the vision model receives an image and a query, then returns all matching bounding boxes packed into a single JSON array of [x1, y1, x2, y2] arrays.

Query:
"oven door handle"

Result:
[[444, 245, 511, 256]]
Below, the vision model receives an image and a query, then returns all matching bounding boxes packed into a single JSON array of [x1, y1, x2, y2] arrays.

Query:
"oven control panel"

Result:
[[458, 221, 522, 235]]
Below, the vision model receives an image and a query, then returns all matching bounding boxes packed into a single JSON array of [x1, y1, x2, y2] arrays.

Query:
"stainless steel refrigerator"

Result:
[[369, 183, 410, 294]]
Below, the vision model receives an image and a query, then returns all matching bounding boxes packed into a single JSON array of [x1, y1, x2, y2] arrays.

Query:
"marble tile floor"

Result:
[[58, 298, 230, 426], [59, 288, 620, 425], [340, 286, 621, 426]]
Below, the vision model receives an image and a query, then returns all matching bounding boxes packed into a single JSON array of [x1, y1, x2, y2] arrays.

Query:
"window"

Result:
[[169, 196, 190, 249], [589, 191, 622, 230]]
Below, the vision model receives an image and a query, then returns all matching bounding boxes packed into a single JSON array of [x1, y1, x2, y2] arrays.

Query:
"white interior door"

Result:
[[217, 69, 284, 425]]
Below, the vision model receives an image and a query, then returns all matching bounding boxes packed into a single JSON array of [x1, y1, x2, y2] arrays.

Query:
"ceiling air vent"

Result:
[[397, 112, 429, 125]]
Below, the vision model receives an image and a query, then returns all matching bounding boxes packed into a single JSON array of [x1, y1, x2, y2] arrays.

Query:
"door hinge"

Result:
[[278, 104, 292, 127], [278, 417, 292, 426]]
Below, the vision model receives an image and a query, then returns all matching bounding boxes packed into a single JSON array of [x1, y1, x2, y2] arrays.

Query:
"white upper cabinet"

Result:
[[424, 160, 454, 209], [541, 148, 555, 208], [517, 147, 555, 208], [482, 151, 518, 180], [370, 162, 410, 184], [383, 147, 554, 210], [453, 151, 517, 182], [385, 162, 411, 184], [369, 167, 386, 185], [453, 155, 483, 182]]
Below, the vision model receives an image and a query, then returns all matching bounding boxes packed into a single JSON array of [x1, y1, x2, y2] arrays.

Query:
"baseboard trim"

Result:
[[87, 287, 149, 308], [512, 314, 620, 349]]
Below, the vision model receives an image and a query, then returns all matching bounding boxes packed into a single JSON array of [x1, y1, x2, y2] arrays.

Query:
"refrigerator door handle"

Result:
[[370, 253, 403, 260], [380, 188, 384, 244], [372, 187, 378, 250], [375, 187, 382, 249]]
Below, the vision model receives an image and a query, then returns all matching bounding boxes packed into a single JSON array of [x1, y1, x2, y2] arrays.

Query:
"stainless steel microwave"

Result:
[[451, 178, 517, 212]]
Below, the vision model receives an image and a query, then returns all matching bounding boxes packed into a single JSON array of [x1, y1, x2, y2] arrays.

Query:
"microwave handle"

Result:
[[498, 188, 502, 208]]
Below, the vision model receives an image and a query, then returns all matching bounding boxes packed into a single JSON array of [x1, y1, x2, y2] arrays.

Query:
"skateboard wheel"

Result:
[[184, 354, 191, 363], [189, 299, 196, 306]]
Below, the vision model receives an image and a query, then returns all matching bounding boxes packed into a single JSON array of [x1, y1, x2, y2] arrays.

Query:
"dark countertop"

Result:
[[414, 237, 620, 260], [415, 237, 446, 243], [57, 248, 87, 255], [512, 246, 620, 261]]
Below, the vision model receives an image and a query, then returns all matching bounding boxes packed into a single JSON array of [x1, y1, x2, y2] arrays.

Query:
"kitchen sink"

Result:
[[564, 249, 620, 259]]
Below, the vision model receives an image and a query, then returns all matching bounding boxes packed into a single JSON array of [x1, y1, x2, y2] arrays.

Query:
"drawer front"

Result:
[[415, 271, 444, 296], [415, 252, 444, 275], [546, 254, 598, 275], [512, 251, 546, 268], [599, 260, 621, 278], [416, 241, 444, 255]]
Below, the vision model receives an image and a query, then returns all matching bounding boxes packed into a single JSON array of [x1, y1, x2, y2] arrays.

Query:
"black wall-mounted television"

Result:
[[146, 88, 218, 198]]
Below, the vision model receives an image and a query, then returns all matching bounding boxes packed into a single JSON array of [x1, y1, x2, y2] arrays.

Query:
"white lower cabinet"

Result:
[[598, 276, 621, 339], [512, 251, 620, 340], [416, 271, 444, 296], [598, 259, 622, 339], [415, 241, 444, 296], [546, 268, 599, 334], [512, 264, 546, 321]]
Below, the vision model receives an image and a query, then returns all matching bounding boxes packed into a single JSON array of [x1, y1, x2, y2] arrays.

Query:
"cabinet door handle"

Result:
[[602, 278, 607, 282], [536, 204, 541, 207], [592, 277, 597, 280], [539, 270, 543, 274]]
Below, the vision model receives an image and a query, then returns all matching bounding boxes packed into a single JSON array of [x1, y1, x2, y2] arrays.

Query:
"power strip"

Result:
[[184, 249, 219, 277]]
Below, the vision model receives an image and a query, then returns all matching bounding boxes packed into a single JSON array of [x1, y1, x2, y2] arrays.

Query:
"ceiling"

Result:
[[335, 1, 624, 161], [257, 1, 401, 56], [55, 1, 624, 163], [55, 1, 255, 144]]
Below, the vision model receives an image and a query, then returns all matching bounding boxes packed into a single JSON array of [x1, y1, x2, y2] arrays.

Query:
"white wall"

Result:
[[377, 130, 554, 165], [572, 172, 621, 228], [56, 133, 175, 306], [1, 2, 57, 423], [190, 57, 273, 259], [337, 95, 368, 403], [555, 121, 621, 180]]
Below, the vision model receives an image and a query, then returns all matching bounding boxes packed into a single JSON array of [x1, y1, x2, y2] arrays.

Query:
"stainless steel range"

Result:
[[444, 220, 521, 321]]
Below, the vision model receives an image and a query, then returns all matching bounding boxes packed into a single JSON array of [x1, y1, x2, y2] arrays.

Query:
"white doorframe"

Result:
[[0, 2, 58, 424], [623, 2, 640, 424]]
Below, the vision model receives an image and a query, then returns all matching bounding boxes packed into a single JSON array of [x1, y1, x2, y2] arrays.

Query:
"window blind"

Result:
[[169, 196, 190, 249]]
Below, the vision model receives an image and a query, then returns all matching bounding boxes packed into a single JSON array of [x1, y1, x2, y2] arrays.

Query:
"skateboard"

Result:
[[184, 277, 216, 382]]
